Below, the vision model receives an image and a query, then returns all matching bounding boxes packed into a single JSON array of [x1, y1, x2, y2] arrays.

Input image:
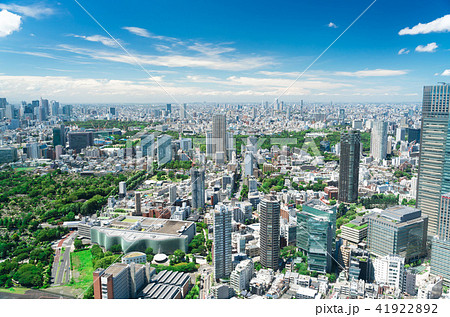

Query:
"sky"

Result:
[[0, 0, 449, 104]]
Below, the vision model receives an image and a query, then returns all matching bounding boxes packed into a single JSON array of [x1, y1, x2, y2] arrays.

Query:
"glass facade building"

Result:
[[417, 84, 450, 236], [367, 206, 428, 263], [296, 199, 336, 273], [338, 130, 360, 203]]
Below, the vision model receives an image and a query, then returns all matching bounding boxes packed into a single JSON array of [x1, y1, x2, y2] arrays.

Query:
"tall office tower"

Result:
[[180, 103, 187, 120], [244, 152, 254, 177], [0, 98, 6, 108], [437, 194, 450, 240], [62, 104, 72, 117], [370, 121, 388, 160], [40, 98, 49, 116], [286, 104, 291, 119], [157, 135, 172, 166], [141, 134, 155, 158], [118, 181, 127, 199], [396, 127, 406, 141], [297, 199, 336, 273], [213, 203, 232, 280], [169, 185, 177, 204], [38, 105, 46, 121], [68, 131, 94, 152], [417, 84, 450, 236], [367, 206, 428, 263], [212, 114, 227, 160], [191, 168, 205, 210], [431, 193, 450, 286], [166, 103, 172, 115], [338, 130, 360, 203], [252, 106, 257, 119], [50, 101, 59, 116], [260, 194, 280, 270], [5, 104, 14, 119], [135, 192, 141, 216], [109, 107, 116, 116], [338, 108, 345, 124], [225, 132, 234, 160], [206, 131, 213, 158], [408, 128, 421, 143], [53, 125, 66, 147], [387, 136, 393, 155]]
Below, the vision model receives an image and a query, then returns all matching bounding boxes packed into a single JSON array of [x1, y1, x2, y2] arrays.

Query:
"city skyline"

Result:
[[0, 1, 448, 103]]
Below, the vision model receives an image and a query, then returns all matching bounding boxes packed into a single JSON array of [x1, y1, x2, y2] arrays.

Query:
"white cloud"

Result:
[[0, 10, 21, 37], [0, 3, 53, 18], [71, 34, 118, 47], [399, 14, 450, 35], [415, 42, 438, 53], [122, 26, 151, 38], [187, 42, 235, 56], [334, 69, 408, 77], [442, 69, 450, 76], [56, 44, 273, 71], [398, 48, 410, 55], [122, 26, 180, 42], [328, 22, 337, 28], [258, 71, 303, 77]]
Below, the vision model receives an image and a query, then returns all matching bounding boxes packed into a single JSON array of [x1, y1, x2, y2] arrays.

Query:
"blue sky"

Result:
[[0, 0, 449, 103]]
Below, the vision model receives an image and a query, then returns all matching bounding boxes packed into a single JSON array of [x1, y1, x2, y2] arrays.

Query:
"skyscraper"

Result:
[[212, 114, 227, 160], [141, 134, 155, 158], [260, 194, 280, 270], [297, 199, 336, 273], [213, 203, 232, 280], [370, 121, 388, 160], [338, 108, 345, 124], [191, 168, 205, 211], [367, 206, 428, 263], [53, 125, 66, 147], [417, 84, 450, 236], [157, 135, 172, 166], [244, 152, 254, 177], [338, 130, 360, 203], [180, 103, 187, 120]]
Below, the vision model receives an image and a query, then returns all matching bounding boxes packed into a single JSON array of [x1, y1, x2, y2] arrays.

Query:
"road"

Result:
[[51, 231, 76, 286]]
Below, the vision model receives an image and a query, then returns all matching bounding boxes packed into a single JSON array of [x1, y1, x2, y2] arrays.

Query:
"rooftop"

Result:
[[108, 216, 194, 235], [380, 206, 422, 222], [123, 251, 146, 258]]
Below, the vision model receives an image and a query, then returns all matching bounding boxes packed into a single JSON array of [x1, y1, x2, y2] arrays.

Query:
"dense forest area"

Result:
[[0, 169, 142, 289]]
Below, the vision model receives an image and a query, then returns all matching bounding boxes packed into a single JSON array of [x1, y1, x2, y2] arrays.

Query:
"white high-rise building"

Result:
[[373, 255, 405, 292], [206, 131, 213, 159], [396, 127, 406, 142], [410, 177, 418, 200], [230, 259, 253, 293], [212, 114, 227, 160], [119, 181, 127, 198], [371, 121, 388, 161], [213, 203, 232, 280], [180, 103, 187, 120], [169, 185, 177, 204], [244, 152, 254, 177]]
